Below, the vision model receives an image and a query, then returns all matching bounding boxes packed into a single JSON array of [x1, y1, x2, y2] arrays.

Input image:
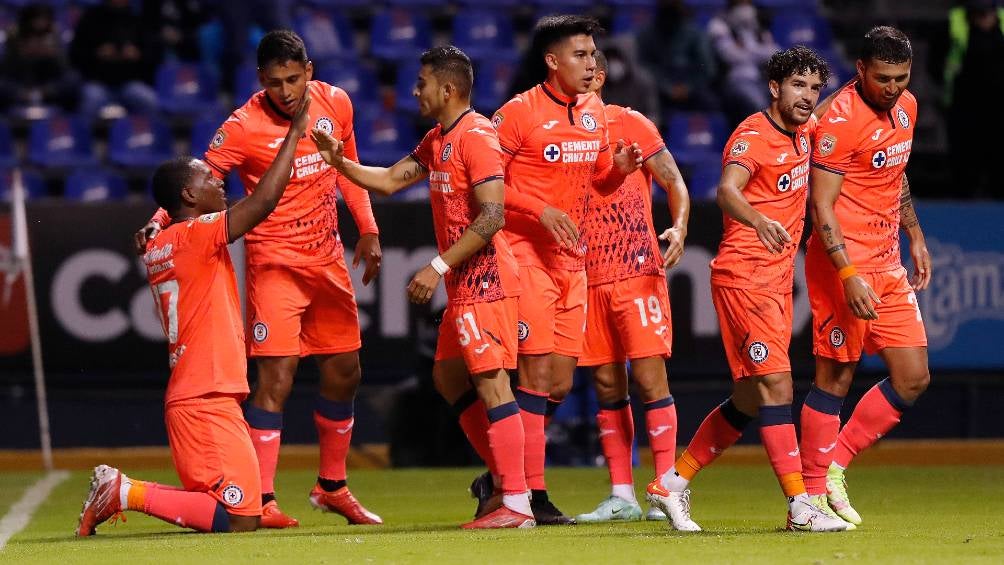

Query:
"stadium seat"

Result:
[[226, 171, 245, 201], [665, 111, 728, 167], [394, 60, 421, 113], [370, 10, 431, 62], [107, 114, 174, 168], [682, 158, 721, 201], [27, 115, 97, 168], [155, 62, 221, 116], [355, 110, 416, 167], [64, 168, 127, 202], [683, 0, 726, 7], [770, 13, 834, 50], [233, 62, 261, 105], [0, 168, 45, 202], [0, 122, 16, 168], [312, 61, 377, 103], [451, 8, 516, 62], [386, 0, 447, 6], [473, 56, 517, 113], [293, 7, 353, 62], [610, 6, 654, 36], [189, 114, 226, 154], [756, 0, 818, 9], [456, 0, 520, 6]]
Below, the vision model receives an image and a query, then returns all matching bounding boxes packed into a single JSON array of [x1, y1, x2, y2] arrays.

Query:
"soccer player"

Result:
[[646, 46, 851, 532], [77, 94, 311, 537], [310, 46, 533, 529], [485, 15, 642, 525], [802, 26, 931, 526], [574, 50, 691, 523], [135, 30, 382, 527]]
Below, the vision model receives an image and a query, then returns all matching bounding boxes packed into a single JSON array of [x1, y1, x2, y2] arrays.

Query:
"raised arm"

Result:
[[646, 149, 690, 267], [810, 165, 880, 319], [311, 129, 427, 195], [898, 174, 931, 290], [717, 163, 791, 254], [226, 95, 311, 242], [406, 179, 505, 304]]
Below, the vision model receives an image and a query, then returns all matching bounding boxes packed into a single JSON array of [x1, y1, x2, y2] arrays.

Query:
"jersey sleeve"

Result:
[[203, 110, 249, 179], [410, 128, 436, 171], [492, 97, 529, 168], [189, 211, 230, 256], [625, 109, 666, 161], [722, 131, 763, 178], [810, 111, 857, 175], [150, 208, 171, 228], [460, 126, 504, 188], [330, 86, 379, 236]]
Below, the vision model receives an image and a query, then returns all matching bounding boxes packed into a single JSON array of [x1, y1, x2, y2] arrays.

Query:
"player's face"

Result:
[[413, 65, 444, 118], [774, 71, 824, 125], [186, 160, 227, 213], [857, 58, 911, 111], [546, 34, 597, 95], [259, 60, 314, 116]]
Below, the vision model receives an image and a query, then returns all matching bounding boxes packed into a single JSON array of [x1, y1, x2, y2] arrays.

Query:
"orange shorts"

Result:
[[516, 265, 587, 357], [436, 297, 518, 374], [580, 275, 673, 366], [806, 252, 927, 362], [712, 283, 793, 380], [246, 259, 360, 357], [165, 394, 262, 517]]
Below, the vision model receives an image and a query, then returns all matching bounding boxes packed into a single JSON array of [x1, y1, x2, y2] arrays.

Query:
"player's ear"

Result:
[[305, 60, 314, 81], [544, 51, 559, 72], [855, 59, 865, 81], [179, 184, 198, 208], [768, 79, 780, 100]]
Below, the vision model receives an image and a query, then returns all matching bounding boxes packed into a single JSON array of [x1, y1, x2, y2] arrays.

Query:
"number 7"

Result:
[[153, 280, 179, 343]]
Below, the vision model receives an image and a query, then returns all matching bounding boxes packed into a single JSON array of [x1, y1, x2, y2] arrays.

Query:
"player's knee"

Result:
[[550, 379, 573, 403], [633, 372, 670, 402], [226, 513, 259, 533], [901, 369, 931, 401]]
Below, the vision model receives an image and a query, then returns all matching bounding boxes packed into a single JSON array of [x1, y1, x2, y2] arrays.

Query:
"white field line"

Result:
[[0, 471, 70, 550]]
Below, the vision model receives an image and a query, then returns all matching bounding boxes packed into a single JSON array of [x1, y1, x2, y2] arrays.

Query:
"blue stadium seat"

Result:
[[107, 114, 174, 168], [665, 111, 727, 167], [387, 0, 447, 6], [233, 62, 260, 105], [452, 8, 516, 62], [682, 158, 721, 201], [226, 171, 245, 201], [64, 168, 127, 201], [370, 10, 431, 62], [313, 61, 377, 103], [456, 0, 521, 6], [293, 7, 353, 62], [756, 0, 818, 9], [189, 114, 226, 154], [27, 115, 96, 168], [0, 122, 16, 168], [611, 6, 654, 36], [395, 60, 421, 113], [355, 109, 416, 167], [473, 56, 517, 113], [770, 13, 833, 50], [0, 168, 45, 202], [155, 62, 220, 116]]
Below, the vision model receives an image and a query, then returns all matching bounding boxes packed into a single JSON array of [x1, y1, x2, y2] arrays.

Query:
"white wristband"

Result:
[[430, 255, 450, 276]]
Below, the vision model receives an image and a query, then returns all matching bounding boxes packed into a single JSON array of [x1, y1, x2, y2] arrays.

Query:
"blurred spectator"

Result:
[[597, 36, 661, 125], [637, 0, 720, 115], [707, 0, 778, 125], [0, 4, 80, 114], [70, 0, 159, 116], [142, 0, 207, 63], [936, 0, 1004, 199]]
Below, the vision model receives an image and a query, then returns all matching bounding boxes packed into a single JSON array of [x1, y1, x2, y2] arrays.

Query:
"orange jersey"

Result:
[[204, 81, 378, 267], [710, 111, 816, 292], [809, 82, 917, 272], [492, 83, 612, 271], [583, 104, 665, 286], [411, 110, 519, 303], [144, 211, 248, 404]]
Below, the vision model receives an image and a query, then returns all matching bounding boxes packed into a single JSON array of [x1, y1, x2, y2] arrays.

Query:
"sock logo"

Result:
[[336, 421, 354, 434], [748, 341, 769, 363], [649, 425, 673, 437], [709, 446, 723, 455], [258, 431, 280, 442], [598, 428, 616, 437], [222, 485, 244, 506], [829, 327, 845, 347], [787, 447, 800, 457], [819, 441, 837, 454]]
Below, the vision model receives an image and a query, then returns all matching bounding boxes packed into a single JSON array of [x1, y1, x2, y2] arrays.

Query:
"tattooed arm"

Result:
[[810, 165, 881, 319], [406, 179, 506, 304], [647, 149, 690, 268], [310, 129, 428, 195], [899, 174, 932, 290]]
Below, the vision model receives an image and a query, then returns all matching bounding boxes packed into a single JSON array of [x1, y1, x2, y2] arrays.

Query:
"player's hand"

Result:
[[539, 206, 579, 250], [658, 226, 686, 268], [612, 139, 643, 175], [133, 221, 162, 255], [908, 237, 931, 291], [843, 275, 881, 320], [310, 129, 344, 169], [291, 92, 312, 134], [407, 264, 441, 304], [752, 215, 791, 254], [354, 233, 382, 286]]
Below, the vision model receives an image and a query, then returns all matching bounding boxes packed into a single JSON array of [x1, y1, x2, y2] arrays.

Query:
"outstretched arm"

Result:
[[311, 129, 428, 195]]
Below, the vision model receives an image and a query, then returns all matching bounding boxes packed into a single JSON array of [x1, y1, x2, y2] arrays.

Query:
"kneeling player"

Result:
[[312, 46, 533, 528], [76, 95, 311, 536]]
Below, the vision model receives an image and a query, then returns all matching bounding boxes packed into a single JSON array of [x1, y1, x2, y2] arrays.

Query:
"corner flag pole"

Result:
[[12, 169, 53, 471]]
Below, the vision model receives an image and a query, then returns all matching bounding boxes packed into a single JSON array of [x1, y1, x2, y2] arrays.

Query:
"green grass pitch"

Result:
[[3, 465, 1003, 564]]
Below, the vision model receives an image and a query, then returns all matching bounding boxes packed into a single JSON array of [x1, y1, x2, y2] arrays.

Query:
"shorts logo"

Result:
[[210, 129, 226, 149], [818, 133, 836, 156], [491, 113, 504, 129], [829, 327, 846, 347], [252, 322, 268, 343], [896, 107, 910, 129], [543, 143, 561, 163], [198, 212, 221, 223], [517, 321, 529, 342], [315, 117, 334, 135], [748, 341, 769, 364], [799, 135, 808, 153], [222, 485, 244, 506], [440, 142, 452, 162], [777, 173, 792, 193], [872, 150, 887, 168], [730, 139, 749, 157], [580, 112, 597, 132]]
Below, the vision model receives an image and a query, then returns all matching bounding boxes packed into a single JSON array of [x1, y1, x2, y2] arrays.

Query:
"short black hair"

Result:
[[257, 29, 308, 69], [419, 45, 474, 98], [531, 15, 604, 56], [766, 46, 831, 86], [861, 26, 912, 64], [152, 157, 198, 216], [594, 49, 607, 73]]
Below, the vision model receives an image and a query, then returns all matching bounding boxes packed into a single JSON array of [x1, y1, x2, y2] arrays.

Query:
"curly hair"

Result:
[[766, 45, 832, 86]]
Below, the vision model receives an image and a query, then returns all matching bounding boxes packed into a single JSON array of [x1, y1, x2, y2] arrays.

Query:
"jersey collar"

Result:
[[440, 108, 474, 137], [540, 82, 577, 107]]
